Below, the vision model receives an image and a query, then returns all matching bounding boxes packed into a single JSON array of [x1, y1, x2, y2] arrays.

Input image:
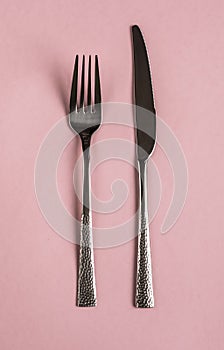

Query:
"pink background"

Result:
[[1, 0, 224, 349]]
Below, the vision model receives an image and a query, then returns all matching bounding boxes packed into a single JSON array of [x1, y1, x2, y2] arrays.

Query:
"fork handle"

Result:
[[77, 213, 97, 307], [77, 148, 97, 307], [135, 160, 154, 308]]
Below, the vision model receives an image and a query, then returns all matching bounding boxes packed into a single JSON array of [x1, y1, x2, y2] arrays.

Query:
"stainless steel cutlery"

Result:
[[132, 25, 156, 308], [69, 25, 156, 308], [69, 55, 101, 307]]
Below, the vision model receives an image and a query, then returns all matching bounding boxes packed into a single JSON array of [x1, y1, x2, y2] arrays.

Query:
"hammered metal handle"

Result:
[[135, 215, 154, 308], [77, 213, 97, 307], [77, 147, 97, 307], [135, 160, 154, 308]]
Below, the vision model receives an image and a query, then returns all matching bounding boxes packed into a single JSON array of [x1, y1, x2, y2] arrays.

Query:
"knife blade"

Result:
[[132, 25, 156, 160]]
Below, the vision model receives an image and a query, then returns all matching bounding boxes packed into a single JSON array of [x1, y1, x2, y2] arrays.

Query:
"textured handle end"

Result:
[[135, 216, 154, 308], [77, 214, 97, 307]]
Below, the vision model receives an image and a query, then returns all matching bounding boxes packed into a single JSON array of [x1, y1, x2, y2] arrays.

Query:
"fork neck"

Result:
[[81, 134, 91, 153], [82, 139, 91, 216]]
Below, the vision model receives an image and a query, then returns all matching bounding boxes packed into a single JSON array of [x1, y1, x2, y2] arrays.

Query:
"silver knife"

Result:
[[132, 25, 156, 308]]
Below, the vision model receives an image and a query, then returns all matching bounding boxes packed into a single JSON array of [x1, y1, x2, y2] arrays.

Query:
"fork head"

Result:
[[69, 55, 102, 150]]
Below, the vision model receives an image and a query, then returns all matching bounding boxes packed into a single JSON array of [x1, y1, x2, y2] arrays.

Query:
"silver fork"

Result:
[[69, 55, 101, 307]]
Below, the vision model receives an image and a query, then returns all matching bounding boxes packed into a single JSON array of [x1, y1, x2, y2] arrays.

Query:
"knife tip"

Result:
[[132, 24, 140, 32]]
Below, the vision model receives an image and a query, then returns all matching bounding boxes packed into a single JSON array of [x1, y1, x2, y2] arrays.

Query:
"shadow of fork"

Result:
[[48, 61, 70, 115], [48, 59, 82, 301]]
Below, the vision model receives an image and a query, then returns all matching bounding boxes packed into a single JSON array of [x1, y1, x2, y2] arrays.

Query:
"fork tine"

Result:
[[87, 55, 92, 109], [70, 55, 78, 113], [80, 55, 85, 109], [94, 55, 101, 106]]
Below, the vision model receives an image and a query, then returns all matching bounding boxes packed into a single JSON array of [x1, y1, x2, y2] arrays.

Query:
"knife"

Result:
[[132, 25, 156, 308]]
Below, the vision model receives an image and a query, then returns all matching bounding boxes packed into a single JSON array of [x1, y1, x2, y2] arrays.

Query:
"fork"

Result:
[[69, 55, 101, 307]]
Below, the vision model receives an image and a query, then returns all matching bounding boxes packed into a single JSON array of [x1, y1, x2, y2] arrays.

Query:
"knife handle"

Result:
[[77, 149, 97, 307], [135, 160, 154, 308]]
